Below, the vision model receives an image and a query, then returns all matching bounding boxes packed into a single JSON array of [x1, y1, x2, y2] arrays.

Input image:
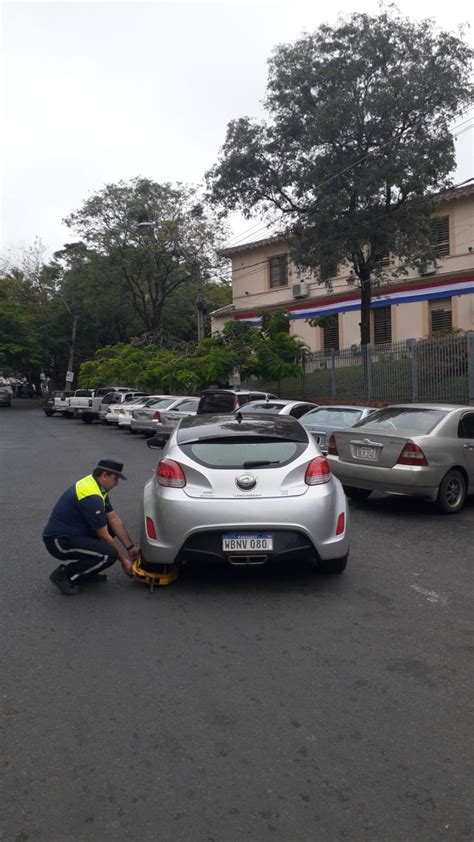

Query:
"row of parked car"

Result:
[[43, 386, 474, 519]]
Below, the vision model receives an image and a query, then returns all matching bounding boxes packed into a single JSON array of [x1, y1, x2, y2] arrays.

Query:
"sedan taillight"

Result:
[[153, 410, 161, 420], [156, 459, 186, 487], [396, 442, 428, 466], [146, 517, 157, 539], [328, 434, 338, 456], [305, 456, 331, 485]]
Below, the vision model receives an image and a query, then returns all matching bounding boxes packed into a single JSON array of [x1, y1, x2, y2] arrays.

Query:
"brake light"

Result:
[[305, 456, 331, 485], [336, 512, 345, 535], [153, 410, 161, 421], [156, 459, 186, 487], [146, 516, 157, 539], [397, 442, 428, 466], [328, 434, 338, 456], [88, 399, 92, 407], [232, 397, 239, 410]]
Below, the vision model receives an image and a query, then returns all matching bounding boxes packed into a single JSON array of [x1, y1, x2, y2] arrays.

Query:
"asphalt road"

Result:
[[1, 400, 472, 842]]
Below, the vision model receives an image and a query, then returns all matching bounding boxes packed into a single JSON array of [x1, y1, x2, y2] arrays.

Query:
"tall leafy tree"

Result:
[[207, 9, 472, 344], [64, 177, 228, 346]]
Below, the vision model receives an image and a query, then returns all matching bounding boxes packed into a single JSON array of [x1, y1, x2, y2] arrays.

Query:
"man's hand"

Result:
[[128, 544, 140, 562], [121, 559, 134, 578]]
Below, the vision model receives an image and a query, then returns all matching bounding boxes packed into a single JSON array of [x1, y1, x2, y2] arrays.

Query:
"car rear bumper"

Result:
[[131, 419, 157, 433], [327, 456, 441, 498], [140, 477, 349, 566]]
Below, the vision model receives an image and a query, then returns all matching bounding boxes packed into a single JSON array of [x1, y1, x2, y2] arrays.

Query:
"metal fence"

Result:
[[242, 333, 474, 405]]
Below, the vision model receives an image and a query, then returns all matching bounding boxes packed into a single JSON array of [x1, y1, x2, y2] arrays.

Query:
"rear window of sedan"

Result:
[[238, 403, 285, 413], [301, 408, 362, 426], [352, 407, 448, 434], [180, 438, 305, 468]]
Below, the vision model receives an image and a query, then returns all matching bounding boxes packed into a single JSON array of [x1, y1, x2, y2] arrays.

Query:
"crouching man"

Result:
[[43, 459, 139, 595]]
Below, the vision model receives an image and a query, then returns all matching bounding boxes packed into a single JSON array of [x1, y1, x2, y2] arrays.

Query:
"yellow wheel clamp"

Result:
[[132, 554, 178, 592]]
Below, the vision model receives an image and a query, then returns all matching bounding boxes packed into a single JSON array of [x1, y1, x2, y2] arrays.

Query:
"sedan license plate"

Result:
[[356, 446, 377, 460], [222, 533, 273, 552]]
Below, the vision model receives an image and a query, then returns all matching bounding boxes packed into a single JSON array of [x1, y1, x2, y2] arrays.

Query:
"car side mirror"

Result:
[[147, 435, 166, 449]]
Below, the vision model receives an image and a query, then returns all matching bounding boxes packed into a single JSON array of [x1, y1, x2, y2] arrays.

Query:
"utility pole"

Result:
[[65, 315, 78, 392], [196, 265, 206, 342]]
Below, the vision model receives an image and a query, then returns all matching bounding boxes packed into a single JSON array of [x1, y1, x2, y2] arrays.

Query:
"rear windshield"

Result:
[[147, 398, 177, 409], [301, 408, 362, 426], [74, 390, 93, 397], [239, 403, 284, 413], [180, 438, 305, 468], [352, 407, 448, 434], [199, 393, 237, 413]]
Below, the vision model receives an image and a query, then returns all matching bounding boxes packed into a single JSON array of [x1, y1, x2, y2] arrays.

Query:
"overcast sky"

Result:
[[1, 0, 473, 260]]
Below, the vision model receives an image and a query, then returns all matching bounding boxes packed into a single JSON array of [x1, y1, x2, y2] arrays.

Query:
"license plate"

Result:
[[222, 533, 273, 552], [356, 446, 377, 460]]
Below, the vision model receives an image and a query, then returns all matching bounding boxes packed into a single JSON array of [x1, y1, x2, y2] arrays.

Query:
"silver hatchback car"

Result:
[[140, 415, 349, 574], [328, 404, 474, 513]]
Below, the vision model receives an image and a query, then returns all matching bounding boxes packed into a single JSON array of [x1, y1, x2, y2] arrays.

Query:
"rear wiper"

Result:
[[242, 460, 280, 468]]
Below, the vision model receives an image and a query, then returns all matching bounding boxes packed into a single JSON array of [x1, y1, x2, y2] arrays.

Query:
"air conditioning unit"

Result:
[[420, 261, 437, 276], [292, 282, 309, 299]]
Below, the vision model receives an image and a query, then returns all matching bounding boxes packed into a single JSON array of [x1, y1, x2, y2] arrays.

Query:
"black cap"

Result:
[[96, 459, 127, 480]]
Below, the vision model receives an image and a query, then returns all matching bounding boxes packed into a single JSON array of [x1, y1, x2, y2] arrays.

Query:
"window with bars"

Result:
[[323, 316, 339, 351], [372, 306, 392, 345], [430, 298, 452, 334], [431, 216, 450, 257], [268, 254, 289, 288]]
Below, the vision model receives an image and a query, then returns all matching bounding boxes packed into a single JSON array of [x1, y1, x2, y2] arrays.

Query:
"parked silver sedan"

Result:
[[154, 397, 200, 442], [131, 396, 191, 436], [235, 399, 318, 418], [300, 405, 376, 454], [140, 414, 349, 574], [328, 404, 474, 513]]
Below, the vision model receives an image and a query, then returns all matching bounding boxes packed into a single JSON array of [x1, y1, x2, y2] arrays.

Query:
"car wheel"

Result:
[[81, 415, 94, 424], [344, 486, 372, 502], [318, 553, 348, 575], [436, 469, 466, 514], [44, 410, 54, 417]]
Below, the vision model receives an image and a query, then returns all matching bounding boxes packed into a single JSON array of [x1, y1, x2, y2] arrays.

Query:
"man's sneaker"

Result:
[[49, 565, 80, 595], [79, 572, 108, 583]]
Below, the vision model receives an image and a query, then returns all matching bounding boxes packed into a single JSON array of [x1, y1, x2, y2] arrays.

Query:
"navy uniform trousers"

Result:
[[43, 535, 119, 581]]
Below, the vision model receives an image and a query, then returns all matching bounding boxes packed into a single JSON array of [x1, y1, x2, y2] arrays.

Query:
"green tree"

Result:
[[0, 279, 42, 377], [64, 178, 228, 346], [207, 8, 472, 345]]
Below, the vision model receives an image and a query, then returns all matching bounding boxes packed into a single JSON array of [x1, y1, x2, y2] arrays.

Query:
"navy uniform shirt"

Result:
[[43, 474, 114, 538]]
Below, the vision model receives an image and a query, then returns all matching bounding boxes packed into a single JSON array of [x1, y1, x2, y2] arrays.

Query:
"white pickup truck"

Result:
[[69, 386, 136, 423]]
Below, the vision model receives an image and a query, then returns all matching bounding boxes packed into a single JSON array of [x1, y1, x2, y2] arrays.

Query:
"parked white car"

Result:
[[99, 390, 147, 422], [120, 395, 177, 431]]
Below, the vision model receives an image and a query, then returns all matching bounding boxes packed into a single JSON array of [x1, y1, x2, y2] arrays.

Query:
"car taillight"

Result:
[[156, 459, 186, 487], [397, 442, 428, 466], [305, 456, 331, 485], [232, 397, 239, 410], [336, 512, 345, 535], [146, 516, 157, 539], [153, 410, 161, 421], [328, 434, 338, 456], [88, 399, 92, 407]]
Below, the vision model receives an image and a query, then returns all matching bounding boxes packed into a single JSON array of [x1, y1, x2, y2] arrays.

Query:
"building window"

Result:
[[323, 315, 339, 351], [268, 254, 288, 288], [372, 306, 392, 345], [430, 298, 452, 334], [432, 216, 450, 257]]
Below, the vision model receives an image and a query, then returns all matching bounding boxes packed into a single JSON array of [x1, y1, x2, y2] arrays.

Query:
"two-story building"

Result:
[[212, 182, 474, 352]]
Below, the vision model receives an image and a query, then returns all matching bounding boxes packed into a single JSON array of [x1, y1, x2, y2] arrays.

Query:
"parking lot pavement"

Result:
[[1, 401, 472, 842]]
